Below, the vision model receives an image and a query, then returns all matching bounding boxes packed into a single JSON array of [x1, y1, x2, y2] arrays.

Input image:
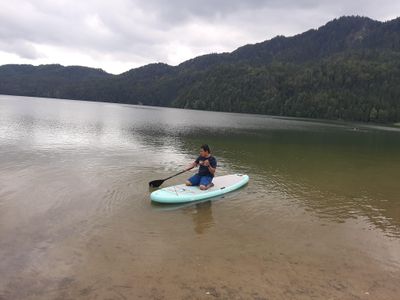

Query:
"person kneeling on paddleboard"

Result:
[[185, 144, 217, 190]]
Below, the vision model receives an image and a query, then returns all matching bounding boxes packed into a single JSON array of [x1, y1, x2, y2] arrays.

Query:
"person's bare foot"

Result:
[[185, 181, 192, 186], [200, 183, 214, 190]]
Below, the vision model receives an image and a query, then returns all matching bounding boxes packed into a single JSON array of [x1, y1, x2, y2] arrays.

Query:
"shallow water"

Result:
[[0, 95, 399, 299]]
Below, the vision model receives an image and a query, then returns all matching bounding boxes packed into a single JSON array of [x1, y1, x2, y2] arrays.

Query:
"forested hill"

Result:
[[1, 16, 400, 123]]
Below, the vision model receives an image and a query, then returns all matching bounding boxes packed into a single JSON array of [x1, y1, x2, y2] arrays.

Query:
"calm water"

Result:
[[0, 95, 399, 299]]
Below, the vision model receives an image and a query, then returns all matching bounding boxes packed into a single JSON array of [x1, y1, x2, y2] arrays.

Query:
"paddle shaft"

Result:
[[163, 169, 188, 181], [149, 167, 194, 187]]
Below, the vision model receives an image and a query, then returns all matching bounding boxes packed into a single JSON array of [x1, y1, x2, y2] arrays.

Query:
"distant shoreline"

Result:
[[2, 93, 399, 130]]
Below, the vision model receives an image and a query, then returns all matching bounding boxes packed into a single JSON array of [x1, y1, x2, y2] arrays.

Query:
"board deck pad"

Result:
[[150, 174, 249, 203]]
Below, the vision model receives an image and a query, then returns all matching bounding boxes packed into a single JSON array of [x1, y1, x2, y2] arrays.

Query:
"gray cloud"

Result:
[[0, 0, 399, 73], [0, 39, 42, 59]]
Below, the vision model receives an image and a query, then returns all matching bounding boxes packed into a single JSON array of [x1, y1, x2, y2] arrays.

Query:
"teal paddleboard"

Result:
[[150, 174, 249, 204]]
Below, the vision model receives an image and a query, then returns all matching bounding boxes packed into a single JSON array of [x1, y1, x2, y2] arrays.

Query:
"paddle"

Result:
[[149, 168, 192, 188]]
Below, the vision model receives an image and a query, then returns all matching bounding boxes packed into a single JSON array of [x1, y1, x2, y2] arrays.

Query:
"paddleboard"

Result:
[[150, 174, 249, 204]]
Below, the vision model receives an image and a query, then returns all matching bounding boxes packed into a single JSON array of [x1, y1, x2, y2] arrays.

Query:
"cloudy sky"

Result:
[[1, 0, 399, 74]]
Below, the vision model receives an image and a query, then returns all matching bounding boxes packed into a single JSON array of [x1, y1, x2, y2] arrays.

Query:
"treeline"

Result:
[[0, 16, 400, 123], [173, 51, 400, 122]]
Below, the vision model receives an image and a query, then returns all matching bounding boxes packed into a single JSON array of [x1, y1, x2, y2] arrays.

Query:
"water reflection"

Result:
[[1, 95, 400, 299], [1, 95, 400, 239], [172, 129, 400, 237], [151, 199, 215, 234], [189, 201, 214, 234]]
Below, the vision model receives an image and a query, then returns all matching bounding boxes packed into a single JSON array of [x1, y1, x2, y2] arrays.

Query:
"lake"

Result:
[[0, 95, 399, 299]]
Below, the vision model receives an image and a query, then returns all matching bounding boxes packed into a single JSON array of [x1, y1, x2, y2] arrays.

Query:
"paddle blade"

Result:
[[149, 179, 164, 188]]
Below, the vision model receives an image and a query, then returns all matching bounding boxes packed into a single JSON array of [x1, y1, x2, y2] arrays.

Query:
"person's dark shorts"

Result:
[[188, 174, 213, 186]]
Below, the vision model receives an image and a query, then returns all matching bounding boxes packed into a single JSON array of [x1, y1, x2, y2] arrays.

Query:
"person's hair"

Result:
[[200, 144, 211, 153]]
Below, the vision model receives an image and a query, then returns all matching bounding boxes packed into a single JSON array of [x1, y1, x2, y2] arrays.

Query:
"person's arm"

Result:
[[185, 158, 199, 171], [203, 159, 216, 175]]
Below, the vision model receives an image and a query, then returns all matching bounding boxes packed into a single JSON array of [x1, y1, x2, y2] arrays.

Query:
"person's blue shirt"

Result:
[[195, 155, 217, 177]]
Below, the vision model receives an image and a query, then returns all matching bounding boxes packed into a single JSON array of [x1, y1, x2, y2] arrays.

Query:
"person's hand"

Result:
[[203, 160, 210, 167], [186, 163, 195, 171]]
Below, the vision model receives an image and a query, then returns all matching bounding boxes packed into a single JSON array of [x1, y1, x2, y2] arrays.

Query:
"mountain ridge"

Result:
[[1, 15, 399, 123]]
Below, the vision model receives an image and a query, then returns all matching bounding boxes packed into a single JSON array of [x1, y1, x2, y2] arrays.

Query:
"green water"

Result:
[[0, 95, 399, 299]]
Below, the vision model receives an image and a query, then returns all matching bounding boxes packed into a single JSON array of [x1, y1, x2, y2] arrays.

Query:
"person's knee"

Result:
[[186, 181, 192, 186], [200, 185, 207, 190]]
